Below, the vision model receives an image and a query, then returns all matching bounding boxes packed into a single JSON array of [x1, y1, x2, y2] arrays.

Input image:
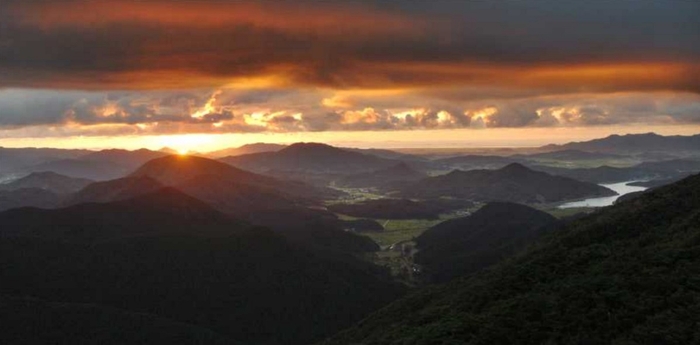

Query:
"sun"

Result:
[[157, 134, 215, 155]]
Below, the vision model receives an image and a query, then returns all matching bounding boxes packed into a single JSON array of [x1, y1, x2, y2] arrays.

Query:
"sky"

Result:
[[1, 0, 699, 151]]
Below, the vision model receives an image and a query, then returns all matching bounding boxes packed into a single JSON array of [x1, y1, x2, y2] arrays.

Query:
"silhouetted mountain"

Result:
[[328, 198, 472, 220], [324, 173, 700, 345], [67, 176, 165, 205], [542, 132, 700, 154], [635, 158, 700, 175], [517, 149, 623, 161], [0, 188, 248, 242], [336, 162, 427, 189], [434, 154, 519, 170], [345, 148, 426, 162], [206, 143, 287, 158], [0, 147, 89, 175], [128, 155, 369, 253], [0, 188, 63, 212], [0, 295, 232, 345], [415, 202, 556, 282], [531, 165, 648, 184], [404, 163, 615, 203], [0, 171, 93, 194], [80, 149, 168, 171], [221, 142, 397, 174], [131, 154, 334, 201], [533, 158, 700, 184], [628, 176, 689, 188], [0, 190, 404, 344], [20, 158, 127, 181]]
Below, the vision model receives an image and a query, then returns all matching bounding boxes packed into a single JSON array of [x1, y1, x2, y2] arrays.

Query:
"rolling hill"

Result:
[[0, 171, 93, 194], [0, 188, 63, 212], [126, 155, 372, 252], [415, 202, 556, 282], [403, 163, 615, 203], [335, 162, 426, 189], [221, 142, 397, 174], [206, 143, 287, 158], [323, 172, 700, 345]]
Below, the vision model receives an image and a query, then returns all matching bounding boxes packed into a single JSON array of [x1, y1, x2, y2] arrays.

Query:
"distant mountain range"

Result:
[[403, 163, 616, 203], [0, 171, 93, 194], [6, 148, 168, 181], [336, 162, 426, 189], [324, 172, 700, 345], [532, 158, 700, 184], [542, 132, 700, 154], [221, 143, 397, 175], [206, 143, 287, 158]]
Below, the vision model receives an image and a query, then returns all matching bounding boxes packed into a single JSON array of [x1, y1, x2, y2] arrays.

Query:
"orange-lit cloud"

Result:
[[0, 0, 699, 143]]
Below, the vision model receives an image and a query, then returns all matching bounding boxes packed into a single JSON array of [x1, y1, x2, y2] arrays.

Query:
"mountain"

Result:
[[345, 148, 426, 162], [221, 142, 397, 174], [129, 154, 336, 206], [518, 149, 623, 161], [532, 158, 700, 184], [0, 295, 232, 345], [415, 202, 556, 282], [11, 149, 168, 181], [323, 173, 700, 345], [542, 132, 700, 154], [328, 198, 472, 220], [0, 188, 63, 212], [0, 147, 89, 175], [206, 143, 287, 158], [20, 158, 128, 181], [0, 188, 248, 242], [530, 165, 648, 184], [0, 189, 404, 345], [0, 171, 93, 194], [66, 176, 165, 205], [434, 155, 519, 171], [403, 163, 616, 203], [127, 155, 370, 252], [80, 149, 168, 171], [634, 158, 700, 175], [336, 162, 427, 189]]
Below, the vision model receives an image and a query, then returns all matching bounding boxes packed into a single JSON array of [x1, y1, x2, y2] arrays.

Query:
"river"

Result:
[[558, 181, 648, 209]]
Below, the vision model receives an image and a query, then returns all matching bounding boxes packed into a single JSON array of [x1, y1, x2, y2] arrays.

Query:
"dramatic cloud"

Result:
[[1, 88, 698, 138], [1, 0, 698, 91], [0, 0, 699, 141]]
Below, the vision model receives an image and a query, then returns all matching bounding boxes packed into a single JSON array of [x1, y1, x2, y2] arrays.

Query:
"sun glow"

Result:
[[157, 134, 215, 154]]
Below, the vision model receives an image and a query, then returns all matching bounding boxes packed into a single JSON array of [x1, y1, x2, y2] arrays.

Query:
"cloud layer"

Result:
[[0, 0, 699, 138]]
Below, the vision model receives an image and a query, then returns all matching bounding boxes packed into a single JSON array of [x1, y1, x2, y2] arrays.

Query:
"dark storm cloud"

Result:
[[0, 0, 698, 91]]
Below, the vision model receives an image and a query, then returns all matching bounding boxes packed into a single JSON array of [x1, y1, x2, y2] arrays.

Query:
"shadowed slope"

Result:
[[323, 173, 700, 345], [415, 202, 556, 282]]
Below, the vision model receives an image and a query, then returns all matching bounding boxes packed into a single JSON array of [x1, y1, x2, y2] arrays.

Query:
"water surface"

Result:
[[558, 181, 647, 209]]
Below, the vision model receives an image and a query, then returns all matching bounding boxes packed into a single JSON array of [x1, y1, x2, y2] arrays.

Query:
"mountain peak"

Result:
[[499, 162, 531, 173], [280, 142, 340, 153]]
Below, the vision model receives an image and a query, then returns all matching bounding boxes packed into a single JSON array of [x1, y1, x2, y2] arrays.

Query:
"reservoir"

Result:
[[559, 181, 648, 209]]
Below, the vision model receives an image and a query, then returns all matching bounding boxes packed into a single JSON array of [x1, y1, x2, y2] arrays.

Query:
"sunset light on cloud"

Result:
[[0, 0, 699, 150]]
